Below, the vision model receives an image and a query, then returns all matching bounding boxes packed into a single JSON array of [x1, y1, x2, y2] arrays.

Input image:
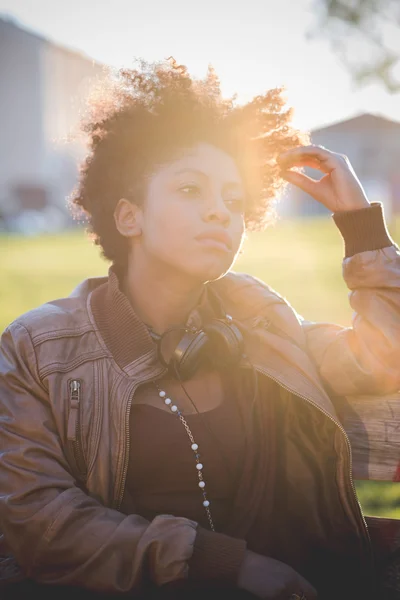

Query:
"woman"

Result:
[[0, 59, 399, 600]]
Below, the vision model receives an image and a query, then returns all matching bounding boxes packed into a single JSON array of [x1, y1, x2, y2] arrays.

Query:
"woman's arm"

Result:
[[302, 209, 400, 396], [0, 322, 244, 593], [278, 145, 400, 396]]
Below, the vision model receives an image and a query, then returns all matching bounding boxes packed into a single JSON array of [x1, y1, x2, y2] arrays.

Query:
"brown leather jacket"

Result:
[[1, 207, 399, 594]]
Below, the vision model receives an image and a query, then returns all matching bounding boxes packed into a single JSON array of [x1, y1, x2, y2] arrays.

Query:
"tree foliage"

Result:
[[314, 0, 400, 91]]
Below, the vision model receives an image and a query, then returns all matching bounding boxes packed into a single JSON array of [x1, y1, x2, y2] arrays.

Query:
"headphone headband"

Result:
[[153, 316, 243, 380]]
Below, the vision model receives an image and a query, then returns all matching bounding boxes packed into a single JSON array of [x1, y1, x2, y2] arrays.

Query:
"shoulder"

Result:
[[3, 276, 108, 345], [210, 271, 306, 345], [1, 276, 109, 378], [210, 271, 289, 316]]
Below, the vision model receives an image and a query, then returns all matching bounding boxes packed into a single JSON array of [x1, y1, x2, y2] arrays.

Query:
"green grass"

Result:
[[1, 216, 400, 518]]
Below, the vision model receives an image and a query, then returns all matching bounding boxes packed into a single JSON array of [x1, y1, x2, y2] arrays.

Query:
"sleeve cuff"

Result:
[[332, 202, 394, 258], [188, 526, 246, 585]]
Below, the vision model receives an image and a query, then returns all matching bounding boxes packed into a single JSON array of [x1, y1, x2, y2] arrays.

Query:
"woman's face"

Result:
[[135, 142, 246, 283]]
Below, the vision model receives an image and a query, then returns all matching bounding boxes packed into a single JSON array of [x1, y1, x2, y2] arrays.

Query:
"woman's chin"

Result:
[[187, 260, 234, 284]]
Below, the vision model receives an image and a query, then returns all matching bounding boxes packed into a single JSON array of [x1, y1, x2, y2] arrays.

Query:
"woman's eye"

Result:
[[226, 197, 245, 212], [179, 184, 201, 196]]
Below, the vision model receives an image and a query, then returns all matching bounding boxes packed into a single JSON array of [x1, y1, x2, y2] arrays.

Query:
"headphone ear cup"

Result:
[[171, 330, 208, 380], [204, 319, 244, 368]]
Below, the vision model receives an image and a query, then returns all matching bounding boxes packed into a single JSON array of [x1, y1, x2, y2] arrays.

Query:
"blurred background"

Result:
[[0, 0, 399, 517]]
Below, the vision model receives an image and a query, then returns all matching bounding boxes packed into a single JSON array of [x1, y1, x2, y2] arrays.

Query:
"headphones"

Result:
[[151, 315, 244, 381]]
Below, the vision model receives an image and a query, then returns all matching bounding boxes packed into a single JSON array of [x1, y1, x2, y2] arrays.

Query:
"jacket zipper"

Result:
[[67, 379, 87, 480], [116, 368, 167, 510], [253, 365, 375, 572]]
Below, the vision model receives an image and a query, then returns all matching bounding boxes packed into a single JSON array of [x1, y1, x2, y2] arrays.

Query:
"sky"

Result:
[[1, 0, 400, 131]]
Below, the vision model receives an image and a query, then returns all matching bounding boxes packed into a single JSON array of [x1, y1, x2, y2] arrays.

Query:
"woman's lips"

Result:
[[195, 230, 232, 252], [197, 238, 231, 251]]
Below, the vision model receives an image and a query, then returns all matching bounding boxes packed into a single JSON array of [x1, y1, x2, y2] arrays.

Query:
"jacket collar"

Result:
[[90, 266, 225, 370]]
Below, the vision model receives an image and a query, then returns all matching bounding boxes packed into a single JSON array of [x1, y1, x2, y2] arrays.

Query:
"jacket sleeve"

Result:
[[301, 203, 400, 397], [0, 322, 245, 593]]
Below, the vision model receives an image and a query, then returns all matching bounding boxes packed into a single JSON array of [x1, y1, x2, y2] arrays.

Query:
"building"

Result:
[[1, 20, 399, 230], [280, 113, 400, 222], [0, 17, 105, 232]]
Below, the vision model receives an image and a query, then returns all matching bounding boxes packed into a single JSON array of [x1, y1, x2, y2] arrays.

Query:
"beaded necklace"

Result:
[[155, 384, 215, 532]]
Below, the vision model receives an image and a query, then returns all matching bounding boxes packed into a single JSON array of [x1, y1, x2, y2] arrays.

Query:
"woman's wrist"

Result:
[[332, 202, 394, 257], [188, 526, 247, 585]]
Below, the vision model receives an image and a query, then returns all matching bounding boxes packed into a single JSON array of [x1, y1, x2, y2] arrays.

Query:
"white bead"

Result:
[[203, 500, 210, 507], [191, 443, 198, 451], [164, 398, 172, 405], [159, 390, 166, 397], [171, 405, 178, 412], [198, 481, 205, 488], [196, 463, 203, 470]]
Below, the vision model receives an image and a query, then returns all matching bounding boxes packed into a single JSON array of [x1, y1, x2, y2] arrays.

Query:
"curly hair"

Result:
[[71, 58, 309, 268]]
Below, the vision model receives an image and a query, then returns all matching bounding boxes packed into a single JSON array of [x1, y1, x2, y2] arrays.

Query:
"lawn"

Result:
[[0, 216, 376, 330], [1, 215, 399, 517]]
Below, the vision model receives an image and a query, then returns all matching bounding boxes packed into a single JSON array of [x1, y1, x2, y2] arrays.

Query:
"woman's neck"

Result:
[[122, 259, 204, 335]]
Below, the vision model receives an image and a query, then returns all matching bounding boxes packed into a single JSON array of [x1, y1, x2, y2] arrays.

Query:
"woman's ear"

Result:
[[114, 198, 143, 238]]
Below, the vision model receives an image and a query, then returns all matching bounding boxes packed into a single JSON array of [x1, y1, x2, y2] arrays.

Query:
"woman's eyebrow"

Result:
[[223, 181, 244, 191], [173, 168, 206, 178]]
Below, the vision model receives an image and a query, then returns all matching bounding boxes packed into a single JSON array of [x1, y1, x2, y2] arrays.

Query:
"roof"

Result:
[[312, 112, 400, 134], [0, 15, 104, 68]]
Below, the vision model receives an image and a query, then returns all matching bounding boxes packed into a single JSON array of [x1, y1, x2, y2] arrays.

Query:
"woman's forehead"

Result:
[[157, 142, 243, 184]]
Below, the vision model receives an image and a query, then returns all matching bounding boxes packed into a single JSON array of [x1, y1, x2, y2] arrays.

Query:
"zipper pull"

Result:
[[67, 379, 81, 441]]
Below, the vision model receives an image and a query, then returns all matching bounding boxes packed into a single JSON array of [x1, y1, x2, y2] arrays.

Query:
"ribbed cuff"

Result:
[[332, 202, 394, 258], [188, 526, 246, 585]]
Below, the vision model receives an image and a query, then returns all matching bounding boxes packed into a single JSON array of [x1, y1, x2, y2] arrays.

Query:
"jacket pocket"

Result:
[[67, 379, 87, 481]]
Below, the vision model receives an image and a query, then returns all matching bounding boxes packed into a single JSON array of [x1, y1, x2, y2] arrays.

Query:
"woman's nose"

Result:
[[203, 197, 231, 226]]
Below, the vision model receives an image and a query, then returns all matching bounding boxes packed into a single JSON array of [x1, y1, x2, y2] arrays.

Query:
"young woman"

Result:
[[1, 59, 399, 600]]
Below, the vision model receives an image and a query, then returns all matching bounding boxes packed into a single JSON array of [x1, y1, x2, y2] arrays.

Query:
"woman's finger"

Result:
[[280, 169, 321, 197], [277, 145, 343, 174], [281, 157, 324, 171]]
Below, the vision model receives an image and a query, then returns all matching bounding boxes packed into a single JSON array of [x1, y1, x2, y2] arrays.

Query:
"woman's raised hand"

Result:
[[277, 145, 370, 214]]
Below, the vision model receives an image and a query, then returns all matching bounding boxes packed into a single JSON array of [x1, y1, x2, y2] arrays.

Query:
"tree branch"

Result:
[[313, 0, 400, 91]]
